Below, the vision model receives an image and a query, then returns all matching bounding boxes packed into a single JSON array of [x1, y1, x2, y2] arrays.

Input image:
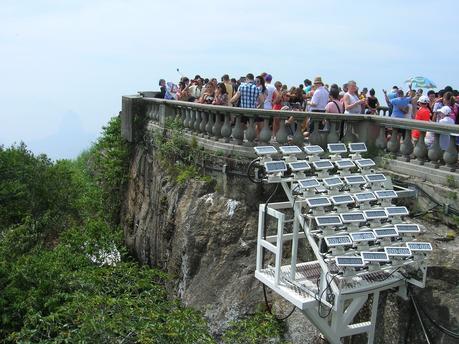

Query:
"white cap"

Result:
[[418, 95, 429, 104], [438, 106, 452, 116]]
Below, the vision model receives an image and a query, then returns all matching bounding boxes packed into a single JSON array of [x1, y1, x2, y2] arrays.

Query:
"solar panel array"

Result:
[[254, 143, 431, 272]]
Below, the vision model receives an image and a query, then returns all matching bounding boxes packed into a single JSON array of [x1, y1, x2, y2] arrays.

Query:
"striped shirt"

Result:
[[238, 82, 261, 108]]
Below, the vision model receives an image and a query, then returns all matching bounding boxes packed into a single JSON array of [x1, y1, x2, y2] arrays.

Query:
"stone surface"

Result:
[[121, 139, 459, 343]]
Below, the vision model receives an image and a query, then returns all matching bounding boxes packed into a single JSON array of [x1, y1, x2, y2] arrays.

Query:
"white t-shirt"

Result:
[[310, 86, 329, 111], [264, 84, 276, 109]]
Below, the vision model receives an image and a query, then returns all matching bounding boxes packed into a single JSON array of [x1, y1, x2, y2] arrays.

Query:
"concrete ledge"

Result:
[[377, 157, 459, 187]]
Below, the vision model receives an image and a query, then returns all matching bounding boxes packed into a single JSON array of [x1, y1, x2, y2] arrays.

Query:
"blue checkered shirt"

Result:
[[238, 82, 261, 108]]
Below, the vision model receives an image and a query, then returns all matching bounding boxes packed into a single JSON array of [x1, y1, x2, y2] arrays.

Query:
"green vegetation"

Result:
[[0, 117, 214, 343], [153, 118, 213, 185], [446, 175, 457, 189], [222, 312, 286, 344]]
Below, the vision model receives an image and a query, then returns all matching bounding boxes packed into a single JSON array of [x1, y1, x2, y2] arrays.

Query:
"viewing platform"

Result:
[[121, 95, 459, 188]]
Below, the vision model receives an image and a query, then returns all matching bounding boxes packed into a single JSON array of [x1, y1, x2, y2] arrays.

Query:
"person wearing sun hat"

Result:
[[437, 106, 455, 150], [412, 95, 432, 141], [308, 76, 329, 112]]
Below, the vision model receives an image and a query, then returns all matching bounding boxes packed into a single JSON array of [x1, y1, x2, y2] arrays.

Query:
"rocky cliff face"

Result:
[[121, 142, 459, 343]]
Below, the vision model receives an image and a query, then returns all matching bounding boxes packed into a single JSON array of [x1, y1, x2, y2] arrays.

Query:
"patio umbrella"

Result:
[[405, 76, 437, 89]]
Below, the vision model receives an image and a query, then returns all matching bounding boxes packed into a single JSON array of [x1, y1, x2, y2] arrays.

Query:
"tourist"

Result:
[[366, 89, 380, 114], [412, 96, 431, 142], [285, 116, 298, 143], [212, 83, 229, 106], [343, 81, 365, 114], [303, 79, 312, 94], [155, 79, 166, 98], [427, 90, 436, 111], [308, 77, 329, 112], [199, 81, 216, 104], [263, 74, 276, 110], [407, 89, 418, 119], [230, 73, 262, 109], [176, 81, 190, 101], [438, 106, 455, 150], [383, 89, 410, 119], [433, 91, 453, 121], [272, 82, 283, 111], [189, 78, 204, 101], [325, 84, 344, 114], [255, 75, 267, 108], [222, 74, 234, 100]]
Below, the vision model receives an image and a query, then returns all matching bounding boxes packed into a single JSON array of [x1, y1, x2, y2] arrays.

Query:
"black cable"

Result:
[[412, 293, 459, 339], [410, 293, 433, 344], [247, 158, 263, 184]]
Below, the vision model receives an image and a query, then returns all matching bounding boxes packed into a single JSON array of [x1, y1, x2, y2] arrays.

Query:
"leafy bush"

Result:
[[222, 312, 286, 344], [0, 116, 214, 343]]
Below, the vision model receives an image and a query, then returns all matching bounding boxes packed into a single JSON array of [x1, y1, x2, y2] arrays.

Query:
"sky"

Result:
[[1, 0, 458, 160]]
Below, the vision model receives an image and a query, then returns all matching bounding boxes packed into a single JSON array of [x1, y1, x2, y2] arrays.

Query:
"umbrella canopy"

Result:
[[405, 76, 437, 89]]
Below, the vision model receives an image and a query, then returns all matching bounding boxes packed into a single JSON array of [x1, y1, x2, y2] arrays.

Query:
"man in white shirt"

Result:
[[263, 74, 276, 110], [309, 76, 329, 112]]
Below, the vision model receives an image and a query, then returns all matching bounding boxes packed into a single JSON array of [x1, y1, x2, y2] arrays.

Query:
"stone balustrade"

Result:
[[122, 95, 459, 171]]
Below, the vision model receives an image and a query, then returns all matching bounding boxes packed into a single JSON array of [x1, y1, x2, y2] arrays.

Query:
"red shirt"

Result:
[[412, 107, 431, 139]]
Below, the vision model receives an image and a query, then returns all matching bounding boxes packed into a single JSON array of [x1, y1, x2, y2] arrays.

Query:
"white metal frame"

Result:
[[255, 179, 428, 344]]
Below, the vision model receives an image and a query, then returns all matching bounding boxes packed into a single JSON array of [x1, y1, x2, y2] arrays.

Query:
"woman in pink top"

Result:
[[325, 84, 344, 113]]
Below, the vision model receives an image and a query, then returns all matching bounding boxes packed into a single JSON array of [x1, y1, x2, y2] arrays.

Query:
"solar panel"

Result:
[[406, 242, 433, 252], [279, 145, 302, 154], [330, 194, 354, 205], [254, 146, 278, 155], [335, 256, 365, 267], [323, 177, 343, 187], [340, 212, 366, 223], [363, 209, 388, 220], [334, 159, 356, 169], [350, 231, 376, 242], [298, 178, 320, 189], [374, 190, 398, 200], [353, 191, 377, 202], [288, 160, 311, 172], [264, 161, 287, 173], [315, 215, 343, 226], [373, 227, 399, 238], [355, 159, 376, 168], [324, 235, 352, 247], [385, 206, 409, 216], [327, 143, 347, 154], [312, 159, 334, 170], [385, 246, 412, 257], [361, 251, 389, 262], [344, 175, 367, 185], [394, 224, 420, 233], [306, 197, 331, 208], [365, 174, 387, 183], [303, 145, 324, 154], [349, 142, 368, 153]]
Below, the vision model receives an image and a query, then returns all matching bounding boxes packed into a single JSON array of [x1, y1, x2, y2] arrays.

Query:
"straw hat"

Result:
[[313, 76, 324, 85]]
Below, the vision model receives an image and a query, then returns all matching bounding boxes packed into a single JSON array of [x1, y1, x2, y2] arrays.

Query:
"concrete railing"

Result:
[[122, 95, 459, 171]]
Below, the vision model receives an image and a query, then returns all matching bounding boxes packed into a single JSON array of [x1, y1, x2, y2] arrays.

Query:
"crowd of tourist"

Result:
[[155, 73, 459, 146]]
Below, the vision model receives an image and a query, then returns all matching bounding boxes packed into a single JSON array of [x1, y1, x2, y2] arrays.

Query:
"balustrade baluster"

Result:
[[443, 135, 458, 171], [276, 118, 288, 145], [189, 109, 196, 131], [327, 120, 339, 143], [194, 110, 201, 132], [292, 117, 304, 146], [245, 117, 256, 146], [399, 129, 414, 161], [427, 133, 442, 167], [342, 121, 354, 144], [259, 118, 272, 145], [375, 126, 386, 149], [309, 119, 321, 146], [221, 113, 232, 143], [183, 108, 190, 128], [414, 131, 428, 164], [212, 112, 223, 140], [199, 111, 208, 137], [206, 112, 214, 138], [232, 115, 244, 145], [387, 128, 400, 154]]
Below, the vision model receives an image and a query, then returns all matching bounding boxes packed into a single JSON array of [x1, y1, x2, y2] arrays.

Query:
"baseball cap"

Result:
[[417, 95, 429, 104], [265, 74, 272, 82], [438, 106, 452, 116]]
